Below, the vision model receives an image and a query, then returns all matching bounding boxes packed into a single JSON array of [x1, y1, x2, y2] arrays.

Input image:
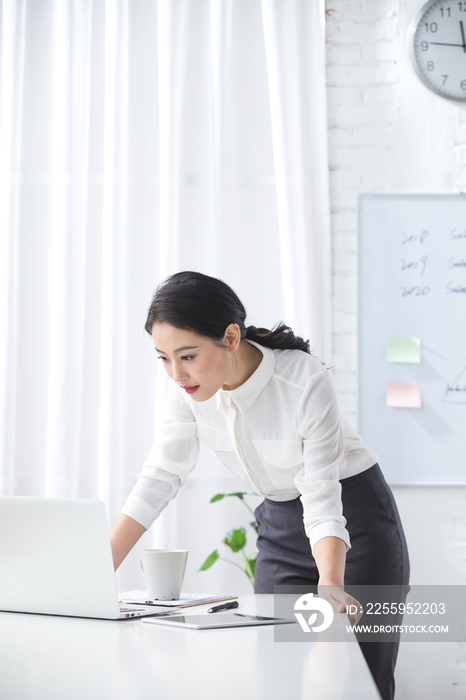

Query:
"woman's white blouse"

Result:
[[120, 340, 378, 551]]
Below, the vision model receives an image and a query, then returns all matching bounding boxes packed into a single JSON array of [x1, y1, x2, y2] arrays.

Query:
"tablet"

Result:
[[142, 613, 296, 630]]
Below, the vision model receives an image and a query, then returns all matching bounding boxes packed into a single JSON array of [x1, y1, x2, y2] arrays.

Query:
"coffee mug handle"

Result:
[[140, 559, 145, 576]]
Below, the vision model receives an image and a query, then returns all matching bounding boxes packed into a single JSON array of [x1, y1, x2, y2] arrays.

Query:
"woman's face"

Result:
[[151, 322, 237, 402]]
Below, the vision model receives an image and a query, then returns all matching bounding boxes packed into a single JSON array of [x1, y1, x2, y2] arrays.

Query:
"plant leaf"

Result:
[[223, 528, 246, 552], [210, 494, 225, 503], [210, 492, 247, 504], [244, 554, 257, 584], [250, 520, 259, 534], [198, 549, 219, 571]]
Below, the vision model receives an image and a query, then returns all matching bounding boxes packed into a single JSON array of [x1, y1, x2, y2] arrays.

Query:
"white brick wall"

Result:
[[326, 0, 466, 417], [326, 1, 401, 429], [325, 2, 466, 697]]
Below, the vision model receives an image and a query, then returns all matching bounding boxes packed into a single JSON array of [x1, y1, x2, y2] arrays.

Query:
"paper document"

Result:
[[119, 590, 237, 608]]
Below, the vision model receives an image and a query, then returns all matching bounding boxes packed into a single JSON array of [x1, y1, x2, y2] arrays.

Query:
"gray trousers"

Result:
[[254, 463, 410, 700]]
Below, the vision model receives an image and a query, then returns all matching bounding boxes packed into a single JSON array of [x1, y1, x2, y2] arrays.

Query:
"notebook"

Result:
[[0, 496, 176, 620], [119, 590, 237, 608]]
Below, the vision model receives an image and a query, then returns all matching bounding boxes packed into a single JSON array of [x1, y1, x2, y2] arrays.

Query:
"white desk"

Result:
[[0, 594, 380, 700]]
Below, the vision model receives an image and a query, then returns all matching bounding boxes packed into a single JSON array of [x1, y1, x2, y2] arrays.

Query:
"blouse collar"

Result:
[[215, 339, 276, 413]]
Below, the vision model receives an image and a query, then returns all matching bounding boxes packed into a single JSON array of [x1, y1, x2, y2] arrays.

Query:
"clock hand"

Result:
[[460, 20, 466, 53], [434, 21, 466, 51], [429, 42, 465, 47]]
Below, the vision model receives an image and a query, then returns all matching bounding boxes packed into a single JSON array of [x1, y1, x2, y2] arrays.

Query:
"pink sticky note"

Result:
[[386, 382, 422, 408]]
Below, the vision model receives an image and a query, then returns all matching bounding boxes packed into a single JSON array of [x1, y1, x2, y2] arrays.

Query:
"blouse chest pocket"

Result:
[[252, 439, 304, 491], [196, 423, 233, 453]]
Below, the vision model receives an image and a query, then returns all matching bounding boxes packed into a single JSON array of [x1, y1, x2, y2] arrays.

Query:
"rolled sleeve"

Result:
[[295, 371, 351, 552], [120, 381, 199, 529]]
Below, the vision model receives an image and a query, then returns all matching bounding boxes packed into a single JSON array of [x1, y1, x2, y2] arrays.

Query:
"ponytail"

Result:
[[245, 323, 311, 354]]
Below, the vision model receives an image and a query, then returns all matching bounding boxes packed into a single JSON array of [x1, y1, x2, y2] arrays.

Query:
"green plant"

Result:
[[198, 492, 258, 586]]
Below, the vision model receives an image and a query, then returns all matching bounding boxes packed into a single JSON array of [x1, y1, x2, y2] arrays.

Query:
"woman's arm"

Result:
[[296, 371, 363, 624], [110, 514, 147, 571], [312, 535, 346, 586], [313, 535, 362, 625], [112, 382, 199, 570]]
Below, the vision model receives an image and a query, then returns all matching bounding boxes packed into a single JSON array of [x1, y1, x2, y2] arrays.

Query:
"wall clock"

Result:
[[408, 0, 466, 102]]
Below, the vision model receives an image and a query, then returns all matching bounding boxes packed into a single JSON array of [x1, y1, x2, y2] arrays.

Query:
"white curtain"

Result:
[[0, 0, 331, 592]]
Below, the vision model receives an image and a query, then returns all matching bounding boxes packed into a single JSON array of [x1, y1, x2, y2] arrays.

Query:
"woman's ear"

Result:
[[222, 323, 241, 352]]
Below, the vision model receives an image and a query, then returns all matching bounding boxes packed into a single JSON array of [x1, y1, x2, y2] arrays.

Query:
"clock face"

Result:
[[408, 0, 466, 101]]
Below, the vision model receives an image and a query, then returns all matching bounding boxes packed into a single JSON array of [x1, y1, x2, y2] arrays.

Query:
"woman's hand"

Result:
[[317, 583, 363, 627]]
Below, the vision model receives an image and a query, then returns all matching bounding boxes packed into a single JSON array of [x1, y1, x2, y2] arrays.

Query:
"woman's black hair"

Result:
[[144, 271, 311, 354]]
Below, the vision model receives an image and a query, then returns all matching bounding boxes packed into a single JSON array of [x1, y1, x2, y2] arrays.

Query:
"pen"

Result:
[[207, 601, 239, 614]]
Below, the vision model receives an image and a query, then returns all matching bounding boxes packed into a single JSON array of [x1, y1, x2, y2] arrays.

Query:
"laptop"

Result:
[[0, 496, 171, 620]]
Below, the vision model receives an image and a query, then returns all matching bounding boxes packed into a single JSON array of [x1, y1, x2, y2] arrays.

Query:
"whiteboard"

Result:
[[358, 194, 466, 485]]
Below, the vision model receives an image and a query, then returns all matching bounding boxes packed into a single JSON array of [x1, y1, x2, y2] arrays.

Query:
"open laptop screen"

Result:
[[0, 496, 122, 619]]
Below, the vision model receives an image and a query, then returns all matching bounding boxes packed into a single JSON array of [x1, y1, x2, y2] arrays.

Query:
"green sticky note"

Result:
[[386, 337, 421, 364]]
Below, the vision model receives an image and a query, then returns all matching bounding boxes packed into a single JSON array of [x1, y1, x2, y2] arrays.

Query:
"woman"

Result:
[[110, 270, 409, 700]]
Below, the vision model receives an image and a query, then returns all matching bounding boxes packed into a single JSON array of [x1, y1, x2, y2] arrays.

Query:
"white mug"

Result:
[[140, 549, 188, 600]]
